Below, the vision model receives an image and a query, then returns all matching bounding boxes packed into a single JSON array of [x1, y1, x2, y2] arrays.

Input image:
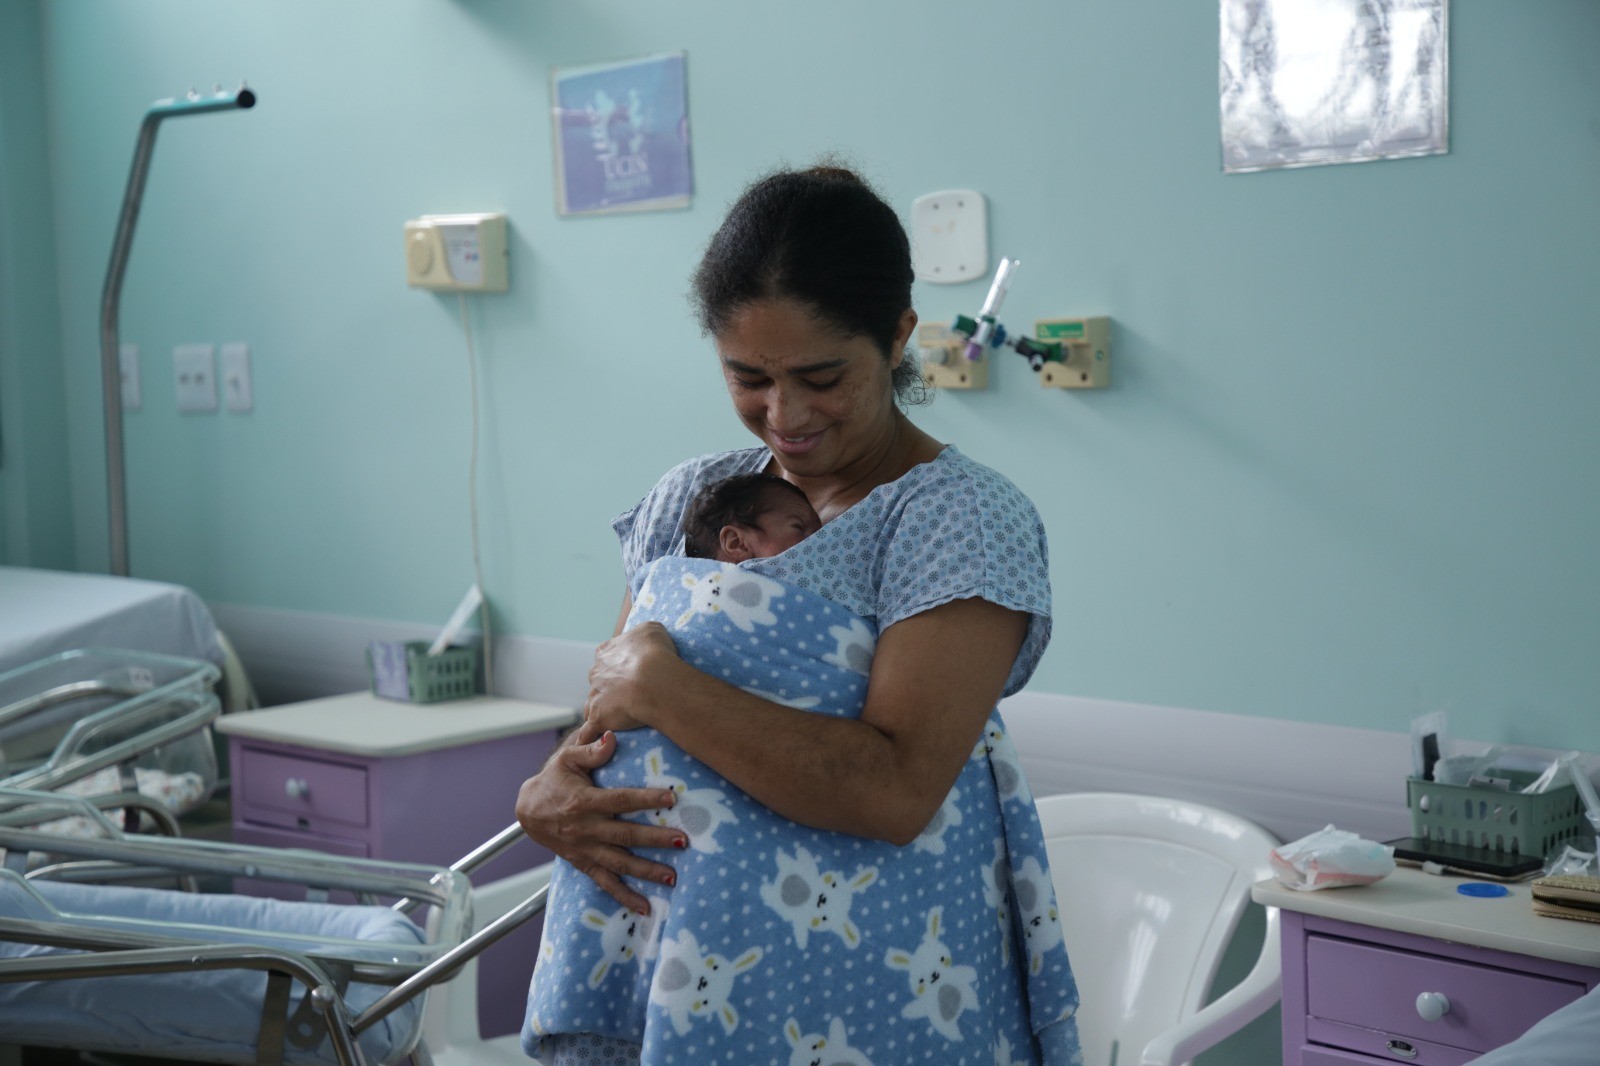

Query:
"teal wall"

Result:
[[12, 1, 1600, 749], [0, 0, 74, 568]]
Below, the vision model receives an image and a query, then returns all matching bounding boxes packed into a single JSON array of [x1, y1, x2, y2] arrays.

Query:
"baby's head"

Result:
[[683, 473, 821, 563]]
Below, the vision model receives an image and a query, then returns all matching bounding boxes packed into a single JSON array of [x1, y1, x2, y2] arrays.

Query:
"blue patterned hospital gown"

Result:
[[529, 445, 1082, 1065]]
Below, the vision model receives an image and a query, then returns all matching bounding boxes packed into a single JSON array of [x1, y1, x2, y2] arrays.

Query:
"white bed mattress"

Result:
[[0, 567, 224, 674]]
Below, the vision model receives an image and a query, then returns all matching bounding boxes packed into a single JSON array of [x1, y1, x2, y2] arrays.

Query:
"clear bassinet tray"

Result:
[[0, 648, 223, 825]]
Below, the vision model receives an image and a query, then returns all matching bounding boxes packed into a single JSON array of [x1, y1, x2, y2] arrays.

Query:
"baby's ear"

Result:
[[718, 525, 753, 562]]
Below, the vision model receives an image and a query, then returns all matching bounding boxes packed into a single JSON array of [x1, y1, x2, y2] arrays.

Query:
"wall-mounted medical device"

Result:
[[929, 257, 1113, 391], [919, 323, 987, 390], [404, 212, 509, 292], [910, 189, 987, 284], [1032, 316, 1111, 389]]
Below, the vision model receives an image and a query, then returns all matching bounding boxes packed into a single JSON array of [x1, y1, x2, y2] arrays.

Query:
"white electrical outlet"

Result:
[[221, 342, 253, 412], [910, 190, 987, 284], [173, 343, 218, 413], [119, 343, 142, 410]]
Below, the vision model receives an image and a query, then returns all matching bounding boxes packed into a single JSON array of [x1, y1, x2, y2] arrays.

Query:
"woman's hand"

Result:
[[514, 724, 686, 915], [583, 621, 683, 734]]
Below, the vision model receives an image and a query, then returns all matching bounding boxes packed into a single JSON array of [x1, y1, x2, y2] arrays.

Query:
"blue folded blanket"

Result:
[[526, 557, 1082, 1064]]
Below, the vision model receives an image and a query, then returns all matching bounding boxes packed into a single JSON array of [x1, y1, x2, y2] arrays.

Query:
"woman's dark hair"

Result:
[[691, 163, 927, 407], [682, 473, 812, 559]]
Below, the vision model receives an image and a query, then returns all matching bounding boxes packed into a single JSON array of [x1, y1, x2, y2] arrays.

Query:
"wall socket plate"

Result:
[[173, 343, 218, 412], [221, 342, 253, 412], [918, 322, 988, 390], [910, 190, 987, 284], [1035, 317, 1111, 389]]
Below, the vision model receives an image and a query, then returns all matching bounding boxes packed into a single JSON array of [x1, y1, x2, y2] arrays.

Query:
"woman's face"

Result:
[[715, 298, 915, 480]]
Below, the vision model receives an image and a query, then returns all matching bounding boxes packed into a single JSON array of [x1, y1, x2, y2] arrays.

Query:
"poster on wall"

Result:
[[1220, 0, 1448, 173], [551, 51, 693, 215]]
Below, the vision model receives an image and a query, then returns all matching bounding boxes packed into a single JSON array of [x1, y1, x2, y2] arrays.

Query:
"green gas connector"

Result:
[[1012, 336, 1063, 372]]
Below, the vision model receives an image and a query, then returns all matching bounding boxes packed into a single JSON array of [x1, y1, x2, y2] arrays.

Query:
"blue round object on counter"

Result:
[[1457, 882, 1510, 898]]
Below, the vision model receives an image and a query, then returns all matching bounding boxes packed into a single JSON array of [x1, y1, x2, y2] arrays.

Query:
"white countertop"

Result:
[[1253, 865, 1600, 970], [215, 691, 580, 757]]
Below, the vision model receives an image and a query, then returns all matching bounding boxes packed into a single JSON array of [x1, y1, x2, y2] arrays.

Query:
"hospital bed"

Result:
[[0, 788, 549, 1065], [0, 648, 223, 835], [0, 566, 255, 713]]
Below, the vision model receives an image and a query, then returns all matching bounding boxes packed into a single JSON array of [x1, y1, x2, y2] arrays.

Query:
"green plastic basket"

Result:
[[366, 641, 479, 704], [1407, 772, 1587, 859]]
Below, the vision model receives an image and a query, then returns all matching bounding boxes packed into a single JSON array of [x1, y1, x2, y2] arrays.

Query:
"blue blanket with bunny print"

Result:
[[524, 556, 1082, 1065]]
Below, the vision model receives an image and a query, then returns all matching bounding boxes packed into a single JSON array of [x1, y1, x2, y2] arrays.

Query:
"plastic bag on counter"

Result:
[[1269, 824, 1396, 891], [1544, 844, 1599, 879], [1431, 744, 1508, 787]]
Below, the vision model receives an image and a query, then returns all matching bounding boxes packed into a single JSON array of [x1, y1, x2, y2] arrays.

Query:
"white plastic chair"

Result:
[[418, 857, 553, 1066], [1035, 791, 1282, 1066]]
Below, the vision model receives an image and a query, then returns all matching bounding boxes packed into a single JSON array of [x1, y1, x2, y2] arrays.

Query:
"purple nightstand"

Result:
[[216, 692, 578, 1040], [1254, 866, 1600, 1064]]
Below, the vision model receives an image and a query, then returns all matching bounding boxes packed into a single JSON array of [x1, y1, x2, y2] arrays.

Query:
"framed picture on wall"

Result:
[[1220, 0, 1448, 173], [550, 51, 693, 216]]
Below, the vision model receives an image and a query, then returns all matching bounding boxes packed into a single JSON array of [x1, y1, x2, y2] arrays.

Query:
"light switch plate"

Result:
[[119, 344, 141, 411], [221, 342, 253, 412], [173, 343, 217, 413], [910, 189, 987, 284]]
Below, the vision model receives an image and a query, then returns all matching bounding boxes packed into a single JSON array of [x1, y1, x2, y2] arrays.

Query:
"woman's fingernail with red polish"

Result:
[[660, 791, 676, 807], [664, 872, 676, 887], [673, 836, 689, 849]]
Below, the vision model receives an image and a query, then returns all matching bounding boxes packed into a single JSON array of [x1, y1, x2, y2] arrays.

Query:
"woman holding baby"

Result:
[[516, 164, 1082, 1065]]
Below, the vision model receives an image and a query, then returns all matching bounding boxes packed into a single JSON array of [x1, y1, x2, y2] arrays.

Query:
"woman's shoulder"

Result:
[[886, 445, 1042, 522]]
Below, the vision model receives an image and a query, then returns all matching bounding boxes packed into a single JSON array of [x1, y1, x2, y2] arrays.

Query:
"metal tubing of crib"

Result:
[[0, 919, 362, 1064], [99, 86, 255, 576], [0, 679, 146, 725], [0, 821, 453, 906], [393, 821, 524, 915], [8, 704, 219, 793], [353, 883, 549, 1035], [24, 858, 187, 885], [0, 939, 363, 1065], [450, 822, 527, 877]]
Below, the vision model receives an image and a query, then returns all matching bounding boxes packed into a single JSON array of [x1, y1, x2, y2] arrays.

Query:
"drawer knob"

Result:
[[284, 777, 310, 800], [1415, 991, 1451, 1021]]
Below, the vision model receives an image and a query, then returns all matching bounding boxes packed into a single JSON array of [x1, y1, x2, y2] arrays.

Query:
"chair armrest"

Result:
[[1140, 907, 1282, 1066], [418, 861, 555, 1056]]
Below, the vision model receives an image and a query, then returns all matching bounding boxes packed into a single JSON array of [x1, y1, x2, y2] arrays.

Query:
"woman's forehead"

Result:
[[715, 299, 865, 365]]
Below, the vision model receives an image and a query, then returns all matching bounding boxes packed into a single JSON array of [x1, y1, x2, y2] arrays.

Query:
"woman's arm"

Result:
[[585, 596, 1028, 846], [514, 589, 685, 915]]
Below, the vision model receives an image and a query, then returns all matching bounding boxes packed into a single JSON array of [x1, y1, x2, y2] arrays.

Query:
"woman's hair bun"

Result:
[[802, 163, 866, 186]]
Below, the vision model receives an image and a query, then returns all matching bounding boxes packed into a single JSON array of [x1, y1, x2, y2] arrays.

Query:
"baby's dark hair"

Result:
[[683, 473, 810, 559]]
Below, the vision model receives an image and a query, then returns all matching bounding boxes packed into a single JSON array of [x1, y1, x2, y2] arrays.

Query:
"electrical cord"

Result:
[[458, 292, 494, 695]]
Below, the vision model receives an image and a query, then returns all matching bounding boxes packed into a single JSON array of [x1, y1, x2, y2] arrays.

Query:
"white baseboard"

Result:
[[999, 690, 1416, 847], [209, 603, 1426, 847], [207, 603, 598, 710]]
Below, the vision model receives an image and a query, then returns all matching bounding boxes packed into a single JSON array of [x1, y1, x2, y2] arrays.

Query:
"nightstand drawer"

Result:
[[1306, 934, 1586, 1054], [236, 746, 369, 830]]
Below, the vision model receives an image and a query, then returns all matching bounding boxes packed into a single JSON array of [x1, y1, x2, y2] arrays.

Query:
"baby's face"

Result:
[[738, 491, 822, 558]]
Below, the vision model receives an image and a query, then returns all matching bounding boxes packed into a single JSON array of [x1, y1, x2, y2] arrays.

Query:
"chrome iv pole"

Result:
[[100, 84, 255, 576]]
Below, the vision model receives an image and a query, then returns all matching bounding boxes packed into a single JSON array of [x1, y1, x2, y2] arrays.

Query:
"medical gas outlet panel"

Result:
[[405, 212, 508, 292]]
